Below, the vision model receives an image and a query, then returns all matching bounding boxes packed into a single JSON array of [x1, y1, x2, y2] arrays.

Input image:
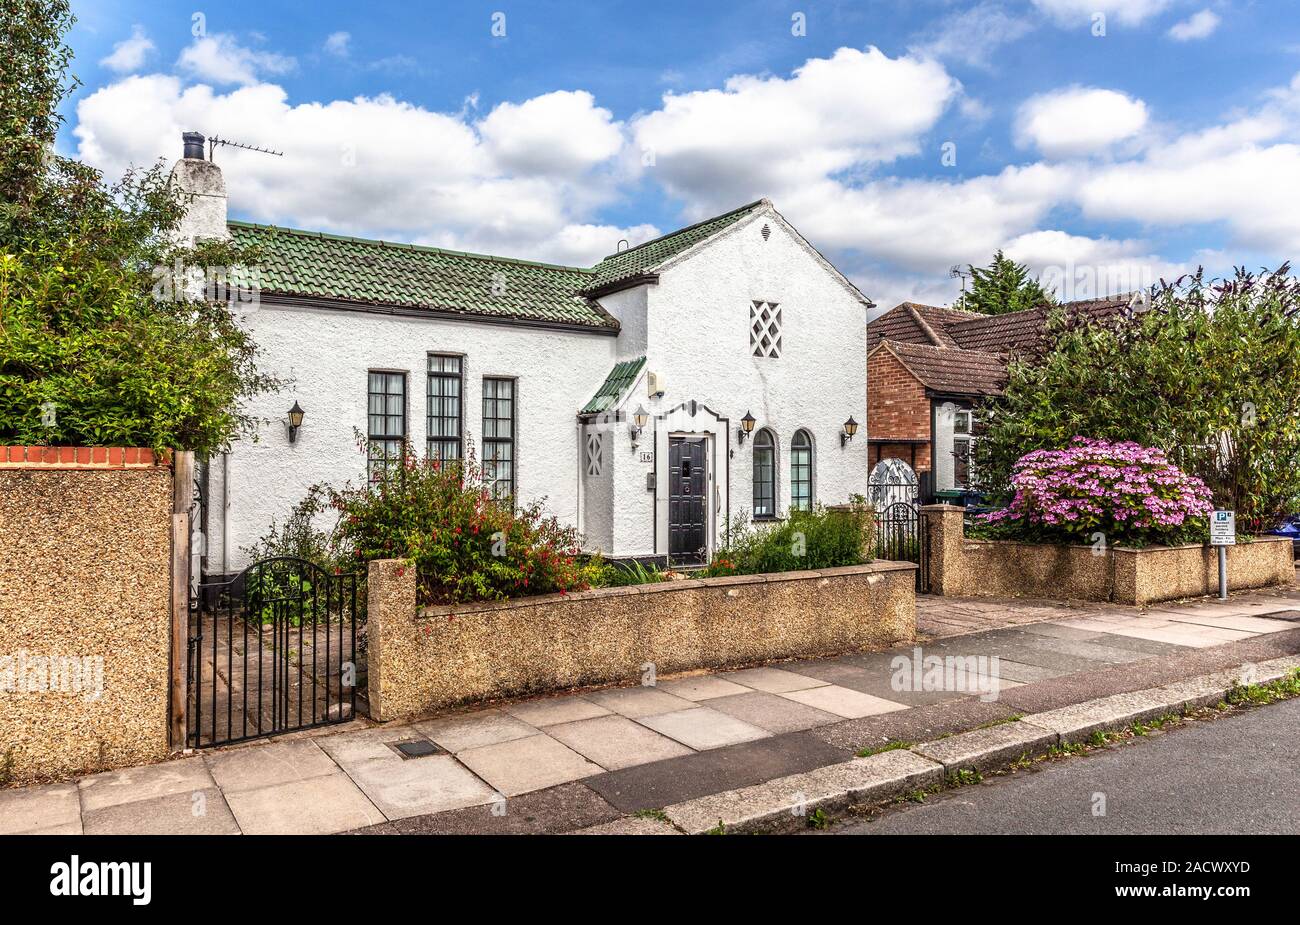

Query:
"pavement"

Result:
[[832, 696, 1300, 835], [3, 587, 1300, 835]]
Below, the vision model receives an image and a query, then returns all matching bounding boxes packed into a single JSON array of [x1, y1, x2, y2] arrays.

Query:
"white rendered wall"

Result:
[[616, 209, 869, 555], [216, 302, 616, 570]]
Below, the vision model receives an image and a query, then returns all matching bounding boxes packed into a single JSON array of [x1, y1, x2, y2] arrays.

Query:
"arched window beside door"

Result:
[[791, 429, 814, 510], [752, 428, 777, 519]]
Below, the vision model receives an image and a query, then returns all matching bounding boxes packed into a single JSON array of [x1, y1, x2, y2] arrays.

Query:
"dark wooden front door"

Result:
[[669, 437, 708, 563]]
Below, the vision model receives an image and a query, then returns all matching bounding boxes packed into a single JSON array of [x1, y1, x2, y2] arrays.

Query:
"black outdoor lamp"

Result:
[[738, 410, 757, 445], [287, 400, 306, 443], [630, 404, 650, 445], [840, 415, 859, 447]]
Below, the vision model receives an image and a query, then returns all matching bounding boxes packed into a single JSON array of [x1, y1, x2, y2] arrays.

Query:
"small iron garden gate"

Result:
[[188, 557, 364, 748], [874, 501, 929, 593]]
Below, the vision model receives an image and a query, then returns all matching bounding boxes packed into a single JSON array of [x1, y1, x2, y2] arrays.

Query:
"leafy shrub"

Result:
[[973, 268, 1300, 529], [588, 557, 671, 588], [699, 506, 869, 577], [330, 443, 587, 605], [980, 437, 1214, 546]]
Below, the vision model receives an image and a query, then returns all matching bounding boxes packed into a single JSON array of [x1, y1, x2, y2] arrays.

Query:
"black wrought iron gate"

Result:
[[188, 557, 364, 748], [874, 501, 929, 592]]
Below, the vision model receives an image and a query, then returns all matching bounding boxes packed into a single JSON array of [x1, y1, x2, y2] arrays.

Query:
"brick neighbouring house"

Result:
[[866, 295, 1142, 502]]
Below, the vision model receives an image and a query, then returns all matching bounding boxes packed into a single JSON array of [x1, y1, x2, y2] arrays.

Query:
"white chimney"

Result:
[[168, 132, 229, 245]]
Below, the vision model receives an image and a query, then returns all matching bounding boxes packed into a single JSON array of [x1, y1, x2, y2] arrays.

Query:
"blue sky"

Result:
[[62, 0, 1300, 310]]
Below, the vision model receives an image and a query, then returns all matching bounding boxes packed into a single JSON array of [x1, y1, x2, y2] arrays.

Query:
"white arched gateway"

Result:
[[867, 458, 919, 510]]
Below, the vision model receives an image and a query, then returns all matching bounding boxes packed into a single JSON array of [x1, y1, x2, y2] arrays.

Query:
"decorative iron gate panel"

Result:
[[189, 557, 364, 748], [874, 501, 929, 592]]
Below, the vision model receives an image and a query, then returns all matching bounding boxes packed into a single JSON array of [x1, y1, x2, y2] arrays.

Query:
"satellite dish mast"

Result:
[[206, 135, 284, 163], [949, 264, 970, 292]]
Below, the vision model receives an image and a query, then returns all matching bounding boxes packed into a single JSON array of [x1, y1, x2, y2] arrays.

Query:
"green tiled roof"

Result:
[[227, 221, 615, 329], [580, 356, 646, 415], [585, 200, 767, 292], [226, 200, 770, 329]]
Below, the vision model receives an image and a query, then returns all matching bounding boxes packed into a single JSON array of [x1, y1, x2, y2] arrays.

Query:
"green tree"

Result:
[[972, 268, 1300, 530], [0, 0, 275, 454], [955, 250, 1054, 315]]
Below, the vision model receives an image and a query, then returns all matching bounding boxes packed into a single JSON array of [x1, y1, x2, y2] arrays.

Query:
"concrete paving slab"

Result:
[[0, 782, 80, 835], [23, 821, 83, 835], [316, 727, 431, 769], [1084, 632, 1190, 655], [637, 706, 772, 750], [583, 731, 851, 813], [912, 721, 1058, 773], [1012, 635, 1156, 664], [204, 739, 338, 794], [78, 756, 214, 813], [82, 786, 239, 835], [414, 708, 539, 753], [721, 666, 829, 693], [1163, 614, 1297, 634], [781, 685, 908, 719], [347, 782, 620, 835], [707, 690, 841, 734], [656, 674, 752, 701], [1020, 689, 1174, 743], [785, 659, 970, 706], [585, 686, 696, 718], [225, 771, 386, 834], [502, 696, 611, 727], [809, 698, 1020, 753], [1016, 623, 1108, 641], [457, 734, 603, 796], [546, 714, 693, 770], [344, 752, 497, 818], [663, 749, 943, 834]]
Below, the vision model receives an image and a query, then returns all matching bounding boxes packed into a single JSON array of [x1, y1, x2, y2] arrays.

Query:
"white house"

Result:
[[170, 134, 873, 575]]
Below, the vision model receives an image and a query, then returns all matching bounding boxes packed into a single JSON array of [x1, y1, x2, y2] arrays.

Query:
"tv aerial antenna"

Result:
[[949, 264, 970, 292], [207, 135, 284, 163]]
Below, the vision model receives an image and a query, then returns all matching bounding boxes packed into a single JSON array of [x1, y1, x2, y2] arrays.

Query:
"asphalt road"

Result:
[[834, 698, 1300, 835]]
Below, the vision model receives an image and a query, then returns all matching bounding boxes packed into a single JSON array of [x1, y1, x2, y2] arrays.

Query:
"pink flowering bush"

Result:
[[980, 438, 1214, 546]]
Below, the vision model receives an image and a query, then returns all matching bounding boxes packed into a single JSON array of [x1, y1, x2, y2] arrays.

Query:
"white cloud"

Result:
[[71, 75, 646, 266], [478, 91, 624, 177], [323, 31, 351, 57], [1004, 230, 1191, 299], [100, 25, 154, 74], [177, 34, 296, 87], [632, 46, 960, 214], [1015, 86, 1149, 158], [910, 2, 1036, 69], [1031, 0, 1172, 28], [1168, 9, 1221, 41]]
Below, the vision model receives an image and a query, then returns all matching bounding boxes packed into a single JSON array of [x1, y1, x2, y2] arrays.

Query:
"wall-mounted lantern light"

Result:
[[630, 404, 649, 446], [738, 411, 756, 445], [287, 400, 306, 443], [840, 416, 859, 447]]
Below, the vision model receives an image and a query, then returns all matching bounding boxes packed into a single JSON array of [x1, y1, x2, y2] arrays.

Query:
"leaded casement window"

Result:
[[585, 431, 604, 477], [790, 429, 814, 511], [953, 409, 975, 490], [367, 371, 406, 483], [426, 354, 463, 462], [752, 428, 777, 519], [750, 300, 782, 358], [482, 377, 516, 501]]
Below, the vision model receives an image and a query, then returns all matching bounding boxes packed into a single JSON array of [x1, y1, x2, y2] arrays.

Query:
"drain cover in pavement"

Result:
[[392, 739, 441, 759]]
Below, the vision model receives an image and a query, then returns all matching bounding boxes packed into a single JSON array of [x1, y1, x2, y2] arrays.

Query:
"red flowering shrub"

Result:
[[329, 443, 588, 605]]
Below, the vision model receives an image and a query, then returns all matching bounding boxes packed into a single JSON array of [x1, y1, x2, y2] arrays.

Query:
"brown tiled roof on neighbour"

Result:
[[945, 296, 1134, 353], [866, 302, 983, 349], [876, 341, 1008, 397]]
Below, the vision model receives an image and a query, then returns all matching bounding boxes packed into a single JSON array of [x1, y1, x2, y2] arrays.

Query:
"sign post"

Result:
[[1210, 510, 1235, 600]]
